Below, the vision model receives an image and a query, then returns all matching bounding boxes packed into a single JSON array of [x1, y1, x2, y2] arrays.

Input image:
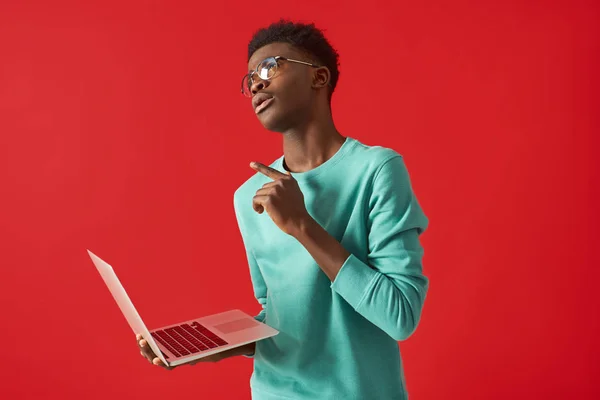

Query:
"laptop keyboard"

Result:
[[151, 321, 228, 358]]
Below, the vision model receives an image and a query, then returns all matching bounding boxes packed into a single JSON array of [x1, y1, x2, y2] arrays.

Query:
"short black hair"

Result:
[[248, 19, 340, 99]]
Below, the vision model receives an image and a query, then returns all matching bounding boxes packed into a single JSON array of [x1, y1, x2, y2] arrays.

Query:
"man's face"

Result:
[[246, 42, 315, 132]]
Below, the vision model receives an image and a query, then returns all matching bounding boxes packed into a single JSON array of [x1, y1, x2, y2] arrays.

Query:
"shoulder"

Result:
[[347, 138, 406, 176], [343, 139, 419, 199]]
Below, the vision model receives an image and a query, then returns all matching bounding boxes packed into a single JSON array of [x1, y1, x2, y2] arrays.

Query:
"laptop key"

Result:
[[180, 324, 209, 351], [157, 329, 190, 356], [173, 325, 205, 352], [165, 327, 198, 354], [151, 332, 180, 357]]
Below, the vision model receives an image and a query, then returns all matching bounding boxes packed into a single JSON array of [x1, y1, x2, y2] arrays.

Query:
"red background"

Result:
[[1, 0, 598, 399]]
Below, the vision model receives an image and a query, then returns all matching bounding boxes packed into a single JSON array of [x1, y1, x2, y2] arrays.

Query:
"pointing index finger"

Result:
[[250, 162, 287, 179]]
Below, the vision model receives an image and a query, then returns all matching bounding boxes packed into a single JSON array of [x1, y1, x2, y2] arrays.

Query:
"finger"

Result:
[[252, 195, 270, 214], [250, 162, 287, 180], [261, 178, 288, 190], [255, 187, 277, 197], [137, 336, 149, 359], [153, 357, 175, 370], [139, 339, 156, 359], [152, 357, 164, 366], [137, 334, 146, 349], [261, 180, 279, 189]]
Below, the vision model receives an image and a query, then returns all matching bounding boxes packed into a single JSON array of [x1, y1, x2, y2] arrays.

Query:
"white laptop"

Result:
[[87, 249, 278, 367]]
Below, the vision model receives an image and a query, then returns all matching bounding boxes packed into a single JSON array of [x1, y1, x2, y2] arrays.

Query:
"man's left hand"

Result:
[[250, 161, 313, 237]]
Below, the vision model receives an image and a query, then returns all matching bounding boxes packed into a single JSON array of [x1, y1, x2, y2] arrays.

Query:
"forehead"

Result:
[[247, 42, 303, 70]]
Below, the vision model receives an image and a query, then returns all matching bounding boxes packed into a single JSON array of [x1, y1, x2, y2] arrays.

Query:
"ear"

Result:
[[312, 66, 331, 89]]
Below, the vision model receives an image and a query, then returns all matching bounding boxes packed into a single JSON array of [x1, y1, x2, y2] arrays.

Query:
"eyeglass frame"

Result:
[[241, 56, 324, 97]]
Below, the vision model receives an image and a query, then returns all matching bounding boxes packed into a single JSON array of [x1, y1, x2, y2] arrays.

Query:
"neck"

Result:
[[280, 105, 345, 173]]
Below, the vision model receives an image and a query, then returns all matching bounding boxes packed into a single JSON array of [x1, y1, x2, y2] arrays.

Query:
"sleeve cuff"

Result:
[[254, 310, 266, 323], [330, 254, 378, 310]]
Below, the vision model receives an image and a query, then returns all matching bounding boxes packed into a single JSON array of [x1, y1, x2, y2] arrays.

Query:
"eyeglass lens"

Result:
[[242, 57, 278, 96]]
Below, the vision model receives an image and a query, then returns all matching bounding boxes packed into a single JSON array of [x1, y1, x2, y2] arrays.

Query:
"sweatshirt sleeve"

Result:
[[330, 155, 429, 341], [234, 197, 268, 358], [243, 247, 268, 323]]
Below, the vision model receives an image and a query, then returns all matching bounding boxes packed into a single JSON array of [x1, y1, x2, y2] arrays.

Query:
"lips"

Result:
[[253, 93, 274, 114], [255, 97, 274, 114]]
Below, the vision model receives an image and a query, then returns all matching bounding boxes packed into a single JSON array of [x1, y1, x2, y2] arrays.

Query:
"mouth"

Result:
[[255, 97, 274, 114]]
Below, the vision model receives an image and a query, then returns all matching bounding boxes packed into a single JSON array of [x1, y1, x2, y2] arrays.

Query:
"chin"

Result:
[[258, 112, 289, 133]]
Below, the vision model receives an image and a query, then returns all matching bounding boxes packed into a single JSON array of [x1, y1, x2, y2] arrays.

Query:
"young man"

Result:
[[138, 20, 429, 400]]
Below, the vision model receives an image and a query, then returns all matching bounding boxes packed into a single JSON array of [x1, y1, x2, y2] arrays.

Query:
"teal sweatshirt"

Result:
[[233, 137, 429, 400]]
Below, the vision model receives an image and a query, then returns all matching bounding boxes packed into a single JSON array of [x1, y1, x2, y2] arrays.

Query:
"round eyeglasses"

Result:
[[241, 56, 322, 97]]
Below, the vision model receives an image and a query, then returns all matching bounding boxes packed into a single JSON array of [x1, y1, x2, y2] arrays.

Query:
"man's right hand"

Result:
[[136, 333, 256, 371]]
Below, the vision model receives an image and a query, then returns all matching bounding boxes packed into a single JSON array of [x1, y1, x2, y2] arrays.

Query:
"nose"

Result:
[[251, 77, 269, 96]]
